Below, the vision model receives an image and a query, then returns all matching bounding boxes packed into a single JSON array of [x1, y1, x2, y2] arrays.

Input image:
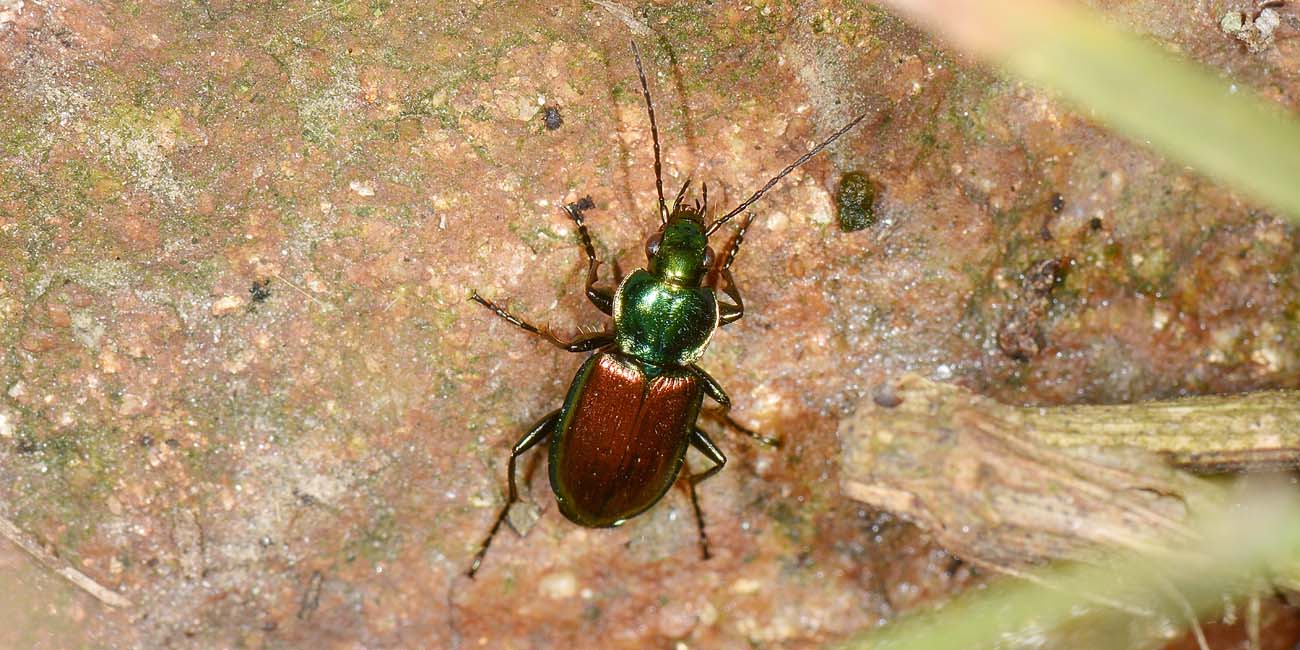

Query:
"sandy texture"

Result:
[[1, 0, 1298, 647]]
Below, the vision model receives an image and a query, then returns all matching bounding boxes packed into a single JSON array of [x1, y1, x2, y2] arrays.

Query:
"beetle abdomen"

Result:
[[550, 353, 701, 527]]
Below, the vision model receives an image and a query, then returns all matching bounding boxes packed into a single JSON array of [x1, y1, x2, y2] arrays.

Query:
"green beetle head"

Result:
[[645, 205, 715, 287]]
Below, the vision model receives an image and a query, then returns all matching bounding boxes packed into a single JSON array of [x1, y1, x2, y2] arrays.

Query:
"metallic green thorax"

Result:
[[648, 217, 709, 284], [613, 214, 719, 367]]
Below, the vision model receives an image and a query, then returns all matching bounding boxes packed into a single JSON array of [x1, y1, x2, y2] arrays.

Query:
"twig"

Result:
[[839, 375, 1300, 645], [591, 0, 652, 36], [1024, 390, 1300, 472], [381, 292, 404, 312], [297, 0, 350, 23], [272, 272, 333, 311], [0, 515, 133, 608]]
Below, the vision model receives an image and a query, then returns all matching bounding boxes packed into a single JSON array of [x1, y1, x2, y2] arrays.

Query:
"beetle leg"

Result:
[[562, 201, 614, 316], [703, 410, 781, 449], [549, 331, 617, 353], [718, 268, 744, 326], [715, 212, 753, 326], [693, 366, 781, 447], [720, 212, 754, 274], [692, 365, 731, 411], [469, 292, 615, 352], [611, 258, 625, 285], [467, 409, 560, 578], [686, 428, 727, 560]]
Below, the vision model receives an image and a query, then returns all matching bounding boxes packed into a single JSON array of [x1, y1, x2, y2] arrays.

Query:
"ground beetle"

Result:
[[467, 43, 870, 577]]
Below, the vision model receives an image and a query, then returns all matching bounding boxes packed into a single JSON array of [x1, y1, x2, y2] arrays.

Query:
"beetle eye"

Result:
[[645, 233, 662, 259]]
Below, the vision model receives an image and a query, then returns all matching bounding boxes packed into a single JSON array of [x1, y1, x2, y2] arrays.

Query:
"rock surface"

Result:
[[1, 1, 1298, 648]]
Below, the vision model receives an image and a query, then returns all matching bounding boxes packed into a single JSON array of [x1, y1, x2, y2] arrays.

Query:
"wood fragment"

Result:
[[591, 0, 653, 36], [838, 374, 1300, 590], [1025, 390, 1300, 472]]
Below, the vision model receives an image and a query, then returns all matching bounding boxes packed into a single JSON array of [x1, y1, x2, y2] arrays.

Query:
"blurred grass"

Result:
[[829, 486, 1300, 649], [878, 0, 1300, 225], [831, 1, 1300, 647]]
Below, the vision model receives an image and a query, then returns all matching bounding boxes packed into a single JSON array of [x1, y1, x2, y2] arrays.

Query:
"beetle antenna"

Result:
[[631, 41, 669, 225], [706, 110, 871, 236], [701, 182, 708, 215]]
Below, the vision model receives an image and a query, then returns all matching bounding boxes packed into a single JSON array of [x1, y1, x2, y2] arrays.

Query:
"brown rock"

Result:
[[211, 295, 246, 316], [20, 330, 56, 353]]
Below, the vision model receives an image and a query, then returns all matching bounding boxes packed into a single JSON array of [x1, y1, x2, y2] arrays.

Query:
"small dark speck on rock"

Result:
[[1089, 217, 1104, 231], [250, 279, 272, 302], [1050, 192, 1064, 213], [543, 105, 563, 131], [293, 489, 318, 506], [567, 195, 596, 216], [165, 438, 180, 449]]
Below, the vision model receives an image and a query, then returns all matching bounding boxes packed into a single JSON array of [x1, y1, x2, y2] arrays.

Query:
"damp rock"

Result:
[[506, 499, 541, 535], [538, 571, 578, 600], [0, 409, 14, 438], [349, 180, 376, 197], [211, 294, 246, 316], [1221, 7, 1281, 53], [996, 259, 1063, 361]]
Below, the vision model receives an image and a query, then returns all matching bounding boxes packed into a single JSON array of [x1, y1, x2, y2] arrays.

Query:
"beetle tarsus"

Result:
[[562, 200, 615, 315], [469, 291, 614, 352], [467, 501, 512, 579], [718, 269, 745, 326], [467, 410, 558, 578], [721, 212, 756, 273], [702, 409, 781, 449], [685, 470, 712, 561], [686, 429, 727, 560], [469, 292, 545, 337], [711, 215, 752, 325]]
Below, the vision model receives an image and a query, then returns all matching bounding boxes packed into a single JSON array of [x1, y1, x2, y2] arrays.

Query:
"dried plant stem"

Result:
[[0, 515, 133, 608], [839, 375, 1300, 582], [1024, 391, 1300, 472], [838, 375, 1300, 647]]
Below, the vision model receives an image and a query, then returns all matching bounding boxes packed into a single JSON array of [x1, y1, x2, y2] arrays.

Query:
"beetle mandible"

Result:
[[467, 42, 870, 577]]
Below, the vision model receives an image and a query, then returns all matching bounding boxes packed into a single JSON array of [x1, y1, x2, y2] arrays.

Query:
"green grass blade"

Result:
[[830, 490, 1300, 649], [880, 0, 1300, 224]]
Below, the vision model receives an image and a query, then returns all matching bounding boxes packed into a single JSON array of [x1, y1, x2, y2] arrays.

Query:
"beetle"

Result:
[[466, 42, 870, 577]]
